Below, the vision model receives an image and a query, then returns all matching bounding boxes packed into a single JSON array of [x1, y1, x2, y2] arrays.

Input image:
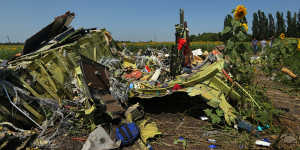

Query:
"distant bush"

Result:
[[190, 32, 221, 41]]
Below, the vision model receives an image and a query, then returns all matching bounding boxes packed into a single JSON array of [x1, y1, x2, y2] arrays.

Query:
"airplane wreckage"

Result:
[[0, 10, 261, 149]]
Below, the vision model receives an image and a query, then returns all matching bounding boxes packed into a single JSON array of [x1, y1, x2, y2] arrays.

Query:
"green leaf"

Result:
[[222, 26, 232, 35], [232, 20, 240, 32], [204, 109, 222, 124], [236, 31, 247, 41], [287, 39, 297, 45], [204, 109, 213, 116], [231, 19, 240, 27], [226, 40, 234, 50], [216, 109, 224, 117], [207, 100, 220, 108], [211, 114, 221, 124]]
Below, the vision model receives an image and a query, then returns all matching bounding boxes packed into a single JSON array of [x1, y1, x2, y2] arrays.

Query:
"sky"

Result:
[[0, 0, 299, 42]]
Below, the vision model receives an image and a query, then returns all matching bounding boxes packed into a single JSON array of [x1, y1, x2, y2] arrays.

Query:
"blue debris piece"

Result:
[[209, 144, 217, 149], [147, 144, 153, 150], [238, 120, 253, 132], [263, 138, 270, 142], [257, 126, 263, 131], [129, 83, 134, 89]]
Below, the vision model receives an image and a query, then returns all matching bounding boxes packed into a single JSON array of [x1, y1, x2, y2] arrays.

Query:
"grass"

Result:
[[0, 44, 23, 60], [0, 41, 224, 60]]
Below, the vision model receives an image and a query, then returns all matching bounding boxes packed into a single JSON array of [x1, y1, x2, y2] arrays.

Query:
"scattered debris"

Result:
[[116, 123, 140, 146], [200, 116, 209, 121], [209, 144, 217, 149], [0, 8, 284, 150], [173, 136, 187, 149], [281, 67, 297, 78], [138, 120, 161, 143], [82, 125, 120, 150], [125, 103, 144, 122], [208, 139, 216, 143], [255, 139, 271, 147], [282, 135, 297, 144]]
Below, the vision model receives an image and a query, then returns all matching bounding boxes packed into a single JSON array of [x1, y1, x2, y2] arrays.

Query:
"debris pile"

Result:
[[0, 10, 286, 149]]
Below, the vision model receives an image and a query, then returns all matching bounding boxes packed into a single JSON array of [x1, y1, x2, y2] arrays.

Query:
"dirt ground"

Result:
[[254, 70, 300, 131], [55, 70, 300, 150]]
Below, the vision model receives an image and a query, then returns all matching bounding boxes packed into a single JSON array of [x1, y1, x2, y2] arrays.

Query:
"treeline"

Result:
[[252, 10, 300, 40], [224, 9, 300, 40], [190, 32, 222, 42], [190, 32, 251, 42], [190, 9, 300, 42], [0, 42, 24, 45], [191, 17, 251, 42]]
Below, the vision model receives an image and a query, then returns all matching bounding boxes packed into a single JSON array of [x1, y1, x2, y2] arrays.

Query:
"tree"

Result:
[[257, 10, 263, 39], [276, 11, 286, 36], [286, 11, 297, 37], [190, 33, 220, 41], [297, 9, 300, 37], [263, 12, 268, 39], [291, 12, 298, 37], [257, 10, 268, 40], [258, 11, 269, 39], [252, 12, 259, 39], [224, 14, 233, 29], [287, 11, 292, 37], [190, 34, 197, 42], [268, 13, 276, 38]]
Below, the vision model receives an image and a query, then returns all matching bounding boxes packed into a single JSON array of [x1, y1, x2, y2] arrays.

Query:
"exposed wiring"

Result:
[[1, 82, 43, 130]]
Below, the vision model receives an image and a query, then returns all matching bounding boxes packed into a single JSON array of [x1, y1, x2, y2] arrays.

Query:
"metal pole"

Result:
[[180, 9, 184, 25]]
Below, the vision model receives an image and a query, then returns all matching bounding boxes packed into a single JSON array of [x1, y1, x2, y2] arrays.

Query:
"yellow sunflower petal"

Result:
[[280, 33, 285, 40], [242, 23, 248, 32], [234, 5, 247, 20]]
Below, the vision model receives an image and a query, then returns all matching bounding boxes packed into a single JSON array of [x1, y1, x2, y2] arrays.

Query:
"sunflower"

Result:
[[280, 33, 285, 40], [241, 23, 248, 32], [234, 5, 247, 20], [297, 40, 300, 51]]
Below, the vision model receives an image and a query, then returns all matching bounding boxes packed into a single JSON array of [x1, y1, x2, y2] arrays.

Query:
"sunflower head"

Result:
[[234, 5, 247, 20], [241, 23, 248, 32], [280, 33, 285, 40]]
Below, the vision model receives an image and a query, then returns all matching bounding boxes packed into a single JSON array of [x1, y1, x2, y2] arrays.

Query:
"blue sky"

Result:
[[0, 0, 299, 42]]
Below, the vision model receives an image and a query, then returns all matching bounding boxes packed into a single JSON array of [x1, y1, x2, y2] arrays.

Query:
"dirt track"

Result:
[[255, 70, 300, 135]]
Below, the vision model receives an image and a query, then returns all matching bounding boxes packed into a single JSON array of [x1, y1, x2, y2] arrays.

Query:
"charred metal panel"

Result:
[[80, 57, 109, 91]]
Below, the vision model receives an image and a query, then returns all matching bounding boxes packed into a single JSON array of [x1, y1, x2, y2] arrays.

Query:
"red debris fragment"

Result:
[[71, 137, 87, 142], [145, 65, 151, 72], [177, 38, 186, 51], [124, 70, 143, 79], [172, 83, 182, 91]]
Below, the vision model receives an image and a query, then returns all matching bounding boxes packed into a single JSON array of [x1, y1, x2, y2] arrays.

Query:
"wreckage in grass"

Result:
[[0, 11, 261, 149]]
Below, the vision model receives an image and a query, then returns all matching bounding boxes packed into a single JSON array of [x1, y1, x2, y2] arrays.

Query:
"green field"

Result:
[[0, 41, 224, 60], [119, 41, 224, 52], [0, 44, 23, 60]]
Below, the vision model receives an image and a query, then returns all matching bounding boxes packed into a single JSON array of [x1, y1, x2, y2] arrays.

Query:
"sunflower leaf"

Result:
[[236, 31, 247, 41], [222, 26, 232, 35]]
